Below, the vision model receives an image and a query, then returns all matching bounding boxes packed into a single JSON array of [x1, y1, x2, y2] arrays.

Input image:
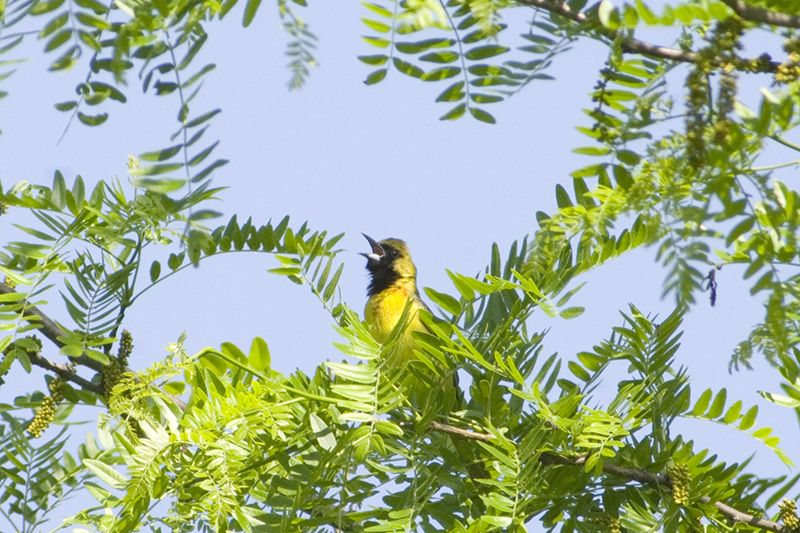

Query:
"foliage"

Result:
[[4, 0, 800, 530]]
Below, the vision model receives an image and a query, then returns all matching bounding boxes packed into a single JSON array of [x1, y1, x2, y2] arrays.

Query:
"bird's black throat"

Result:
[[366, 262, 400, 297]]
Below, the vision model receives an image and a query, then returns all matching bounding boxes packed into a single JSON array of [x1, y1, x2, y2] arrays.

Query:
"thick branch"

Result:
[[27, 351, 104, 396], [0, 282, 187, 411], [0, 282, 103, 372], [516, 0, 781, 71], [719, 0, 800, 28], [425, 421, 787, 533]]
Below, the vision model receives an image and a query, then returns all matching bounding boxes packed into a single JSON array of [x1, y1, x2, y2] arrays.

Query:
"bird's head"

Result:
[[362, 234, 417, 296]]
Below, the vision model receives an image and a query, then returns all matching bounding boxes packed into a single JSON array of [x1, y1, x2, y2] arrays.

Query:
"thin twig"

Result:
[[423, 419, 788, 533]]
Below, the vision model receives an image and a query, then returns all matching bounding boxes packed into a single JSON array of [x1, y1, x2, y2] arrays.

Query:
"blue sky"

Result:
[[1, 0, 798, 529]]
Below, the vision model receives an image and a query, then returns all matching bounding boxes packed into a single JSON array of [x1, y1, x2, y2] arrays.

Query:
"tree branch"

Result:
[[0, 282, 103, 372], [0, 282, 187, 411], [516, 0, 781, 71], [719, 0, 800, 28], [27, 351, 105, 396], [424, 421, 788, 533]]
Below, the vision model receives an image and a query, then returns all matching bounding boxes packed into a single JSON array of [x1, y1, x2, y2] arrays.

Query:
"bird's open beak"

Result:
[[361, 234, 384, 265]]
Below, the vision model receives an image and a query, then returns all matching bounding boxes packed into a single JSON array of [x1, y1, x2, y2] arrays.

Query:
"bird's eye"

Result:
[[390, 249, 399, 258]]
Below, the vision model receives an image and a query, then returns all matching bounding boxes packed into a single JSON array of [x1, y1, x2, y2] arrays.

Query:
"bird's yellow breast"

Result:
[[365, 283, 426, 363]]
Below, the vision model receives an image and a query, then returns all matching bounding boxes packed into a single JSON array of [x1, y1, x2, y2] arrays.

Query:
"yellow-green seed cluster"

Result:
[[668, 463, 691, 505], [587, 516, 621, 533], [779, 499, 799, 530], [103, 330, 134, 399], [27, 378, 65, 438], [103, 359, 125, 399], [685, 17, 745, 168], [776, 39, 800, 84], [118, 330, 133, 366]]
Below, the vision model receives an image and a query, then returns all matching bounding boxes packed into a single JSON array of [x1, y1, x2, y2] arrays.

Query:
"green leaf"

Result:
[[362, 2, 392, 17], [435, 81, 465, 102], [692, 388, 712, 415], [707, 388, 727, 419], [248, 337, 270, 371], [440, 103, 466, 121], [421, 67, 460, 81], [242, 0, 261, 27], [739, 405, 758, 430], [31, 0, 66, 15], [76, 12, 111, 30], [362, 36, 390, 48], [150, 261, 161, 282], [395, 38, 453, 54], [55, 100, 78, 111], [555, 184, 573, 208], [74, 0, 108, 13], [420, 51, 459, 63], [129, 163, 183, 176], [362, 18, 390, 32], [134, 178, 185, 193], [469, 107, 495, 124], [424, 288, 460, 315], [465, 45, 509, 60], [364, 68, 387, 85], [358, 55, 389, 66], [723, 400, 742, 424], [77, 112, 108, 126], [52, 170, 67, 209], [726, 216, 754, 246], [140, 145, 182, 161], [560, 307, 584, 318], [309, 413, 337, 451], [185, 109, 221, 128], [759, 391, 800, 408], [574, 146, 610, 156], [568, 361, 590, 382], [40, 12, 68, 38], [322, 263, 344, 302], [44, 29, 71, 52], [470, 94, 503, 104], [83, 459, 127, 489], [393, 58, 424, 78], [598, 0, 619, 28]]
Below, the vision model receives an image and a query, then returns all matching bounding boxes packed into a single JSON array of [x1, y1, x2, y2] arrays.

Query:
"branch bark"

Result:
[[0, 282, 186, 411], [26, 351, 104, 396], [719, 0, 800, 28], [0, 281, 104, 372], [516, 0, 781, 71]]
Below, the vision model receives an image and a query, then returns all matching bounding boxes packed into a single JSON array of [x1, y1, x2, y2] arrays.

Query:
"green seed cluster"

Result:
[[118, 330, 133, 366], [585, 516, 621, 533], [779, 499, 799, 530], [685, 17, 745, 167], [0, 203, 7, 216], [775, 39, 800, 84], [103, 330, 134, 399], [27, 378, 65, 438], [668, 463, 691, 505], [685, 62, 709, 169]]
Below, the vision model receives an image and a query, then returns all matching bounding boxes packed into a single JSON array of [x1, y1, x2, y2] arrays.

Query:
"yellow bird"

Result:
[[361, 234, 430, 368], [362, 234, 488, 481]]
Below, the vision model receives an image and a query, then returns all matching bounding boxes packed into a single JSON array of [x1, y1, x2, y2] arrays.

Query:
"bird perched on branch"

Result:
[[361, 234, 488, 481]]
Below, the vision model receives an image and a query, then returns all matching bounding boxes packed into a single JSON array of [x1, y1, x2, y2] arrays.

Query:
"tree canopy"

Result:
[[3, 0, 800, 531]]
